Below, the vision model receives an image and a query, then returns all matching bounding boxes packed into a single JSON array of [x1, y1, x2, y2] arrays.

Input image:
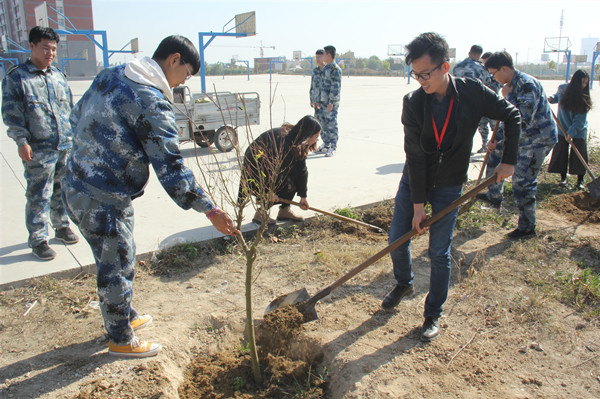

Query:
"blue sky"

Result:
[[92, 0, 599, 65]]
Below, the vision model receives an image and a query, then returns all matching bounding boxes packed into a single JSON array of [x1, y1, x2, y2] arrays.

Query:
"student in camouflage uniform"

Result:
[[63, 35, 238, 358], [480, 51, 502, 138], [478, 51, 557, 239], [382, 33, 521, 342], [309, 49, 325, 125], [452, 45, 491, 153], [2, 26, 79, 261], [318, 45, 342, 157]]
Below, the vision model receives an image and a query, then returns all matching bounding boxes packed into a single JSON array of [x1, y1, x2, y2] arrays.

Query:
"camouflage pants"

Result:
[[478, 117, 495, 146], [485, 141, 554, 231], [63, 186, 139, 345], [23, 149, 70, 247], [320, 104, 339, 148], [314, 106, 325, 129]]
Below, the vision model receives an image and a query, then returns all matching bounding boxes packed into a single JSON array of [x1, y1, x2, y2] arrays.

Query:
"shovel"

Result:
[[265, 174, 498, 322], [551, 110, 600, 199], [277, 198, 385, 233]]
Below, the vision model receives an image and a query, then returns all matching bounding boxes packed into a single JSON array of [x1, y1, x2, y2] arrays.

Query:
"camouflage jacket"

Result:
[[503, 70, 557, 146], [320, 62, 342, 105], [452, 57, 490, 86], [66, 64, 214, 212], [2, 60, 73, 150], [309, 66, 323, 104]]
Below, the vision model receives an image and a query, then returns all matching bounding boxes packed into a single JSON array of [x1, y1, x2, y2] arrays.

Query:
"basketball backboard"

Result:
[[544, 37, 572, 53], [293, 50, 302, 61], [235, 12, 256, 36], [34, 2, 49, 28], [387, 44, 406, 56], [448, 48, 456, 59], [130, 38, 139, 53]]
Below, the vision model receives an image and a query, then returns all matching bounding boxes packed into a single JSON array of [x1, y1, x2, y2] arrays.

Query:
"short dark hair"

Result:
[[315, 49, 324, 55], [484, 51, 514, 70], [469, 45, 483, 55], [324, 45, 336, 58], [29, 26, 59, 45], [405, 32, 449, 65], [481, 52, 493, 60], [152, 35, 200, 75]]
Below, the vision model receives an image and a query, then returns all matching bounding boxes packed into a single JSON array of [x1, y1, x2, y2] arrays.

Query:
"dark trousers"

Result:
[[547, 135, 588, 176]]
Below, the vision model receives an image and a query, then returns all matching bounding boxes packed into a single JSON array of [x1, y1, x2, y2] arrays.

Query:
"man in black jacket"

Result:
[[382, 33, 521, 341]]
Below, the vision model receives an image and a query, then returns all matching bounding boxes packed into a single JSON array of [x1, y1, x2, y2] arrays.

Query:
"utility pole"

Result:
[[557, 9, 564, 67]]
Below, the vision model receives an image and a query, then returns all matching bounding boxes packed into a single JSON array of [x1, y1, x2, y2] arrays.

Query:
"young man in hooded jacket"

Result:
[[63, 35, 238, 358]]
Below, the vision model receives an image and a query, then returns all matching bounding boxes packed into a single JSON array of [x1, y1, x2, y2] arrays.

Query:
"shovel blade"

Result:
[[265, 288, 311, 315], [587, 180, 600, 200]]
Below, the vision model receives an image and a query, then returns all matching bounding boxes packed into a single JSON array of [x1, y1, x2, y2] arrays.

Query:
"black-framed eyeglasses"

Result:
[[410, 62, 444, 81], [487, 68, 499, 79], [183, 63, 192, 80]]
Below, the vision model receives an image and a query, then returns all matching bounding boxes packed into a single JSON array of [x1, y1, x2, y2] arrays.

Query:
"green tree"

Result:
[[367, 55, 383, 70]]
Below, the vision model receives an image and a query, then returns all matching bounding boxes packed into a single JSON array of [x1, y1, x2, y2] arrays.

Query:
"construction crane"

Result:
[[258, 40, 275, 57]]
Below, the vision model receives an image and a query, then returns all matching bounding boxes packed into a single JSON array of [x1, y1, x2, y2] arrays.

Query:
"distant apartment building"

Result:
[[0, 0, 97, 76]]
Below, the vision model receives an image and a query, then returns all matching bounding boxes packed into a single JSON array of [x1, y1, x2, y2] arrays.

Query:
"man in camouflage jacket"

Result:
[[2, 26, 79, 261], [63, 35, 238, 358], [479, 51, 557, 239], [452, 45, 492, 152], [318, 45, 342, 157]]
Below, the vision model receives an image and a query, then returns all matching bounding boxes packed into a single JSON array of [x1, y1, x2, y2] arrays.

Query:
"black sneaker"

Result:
[[32, 241, 57, 260], [574, 182, 584, 190], [421, 317, 440, 341], [55, 227, 79, 244], [381, 284, 414, 310], [506, 227, 536, 240], [475, 193, 501, 209]]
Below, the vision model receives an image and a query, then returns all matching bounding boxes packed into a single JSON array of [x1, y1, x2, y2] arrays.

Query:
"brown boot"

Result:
[[277, 206, 304, 222], [252, 209, 276, 225]]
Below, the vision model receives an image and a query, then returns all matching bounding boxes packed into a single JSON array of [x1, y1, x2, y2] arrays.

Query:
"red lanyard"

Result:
[[431, 93, 455, 150]]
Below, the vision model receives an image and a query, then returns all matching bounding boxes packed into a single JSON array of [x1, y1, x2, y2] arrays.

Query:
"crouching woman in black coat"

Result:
[[239, 115, 322, 225]]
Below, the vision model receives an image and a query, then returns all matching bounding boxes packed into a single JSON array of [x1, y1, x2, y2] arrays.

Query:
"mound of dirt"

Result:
[[179, 306, 325, 398], [548, 191, 600, 224]]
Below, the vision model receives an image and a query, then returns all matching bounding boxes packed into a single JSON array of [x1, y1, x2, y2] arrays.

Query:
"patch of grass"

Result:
[[334, 207, 361, 220], [283, 365, 328, 399], [233, 376, 245, 391], [239, 341, 250, 354], [555, 268, 600, 319], [148, 242, 206, 276], [456, 203, 512, 232]]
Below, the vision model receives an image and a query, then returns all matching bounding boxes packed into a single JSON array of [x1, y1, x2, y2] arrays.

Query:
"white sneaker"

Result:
[[317, 143, 328, 153], [325, 147, 336, 157]]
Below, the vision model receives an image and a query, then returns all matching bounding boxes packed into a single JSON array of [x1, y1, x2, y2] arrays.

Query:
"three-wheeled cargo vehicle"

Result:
[[172, 86, 260, 152]]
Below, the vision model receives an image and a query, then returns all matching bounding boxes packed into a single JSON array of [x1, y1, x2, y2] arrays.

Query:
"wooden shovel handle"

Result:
[[306, 174, 498, 306], [277, 198, 384, 232], [459, 120, 501, 216]]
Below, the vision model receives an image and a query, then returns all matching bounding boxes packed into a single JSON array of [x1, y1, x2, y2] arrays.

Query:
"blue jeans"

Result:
[[388, 174, 462, 319]]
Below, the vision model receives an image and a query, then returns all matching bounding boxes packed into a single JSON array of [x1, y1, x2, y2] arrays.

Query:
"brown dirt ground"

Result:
[[1, 188, 599, 399]]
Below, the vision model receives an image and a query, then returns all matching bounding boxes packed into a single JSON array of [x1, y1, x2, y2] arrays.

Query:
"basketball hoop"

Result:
[[543, 37, 572, 53]]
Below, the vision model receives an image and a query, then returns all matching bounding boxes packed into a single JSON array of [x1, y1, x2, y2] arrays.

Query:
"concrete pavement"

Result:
[[1, 74, 598, 288]]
